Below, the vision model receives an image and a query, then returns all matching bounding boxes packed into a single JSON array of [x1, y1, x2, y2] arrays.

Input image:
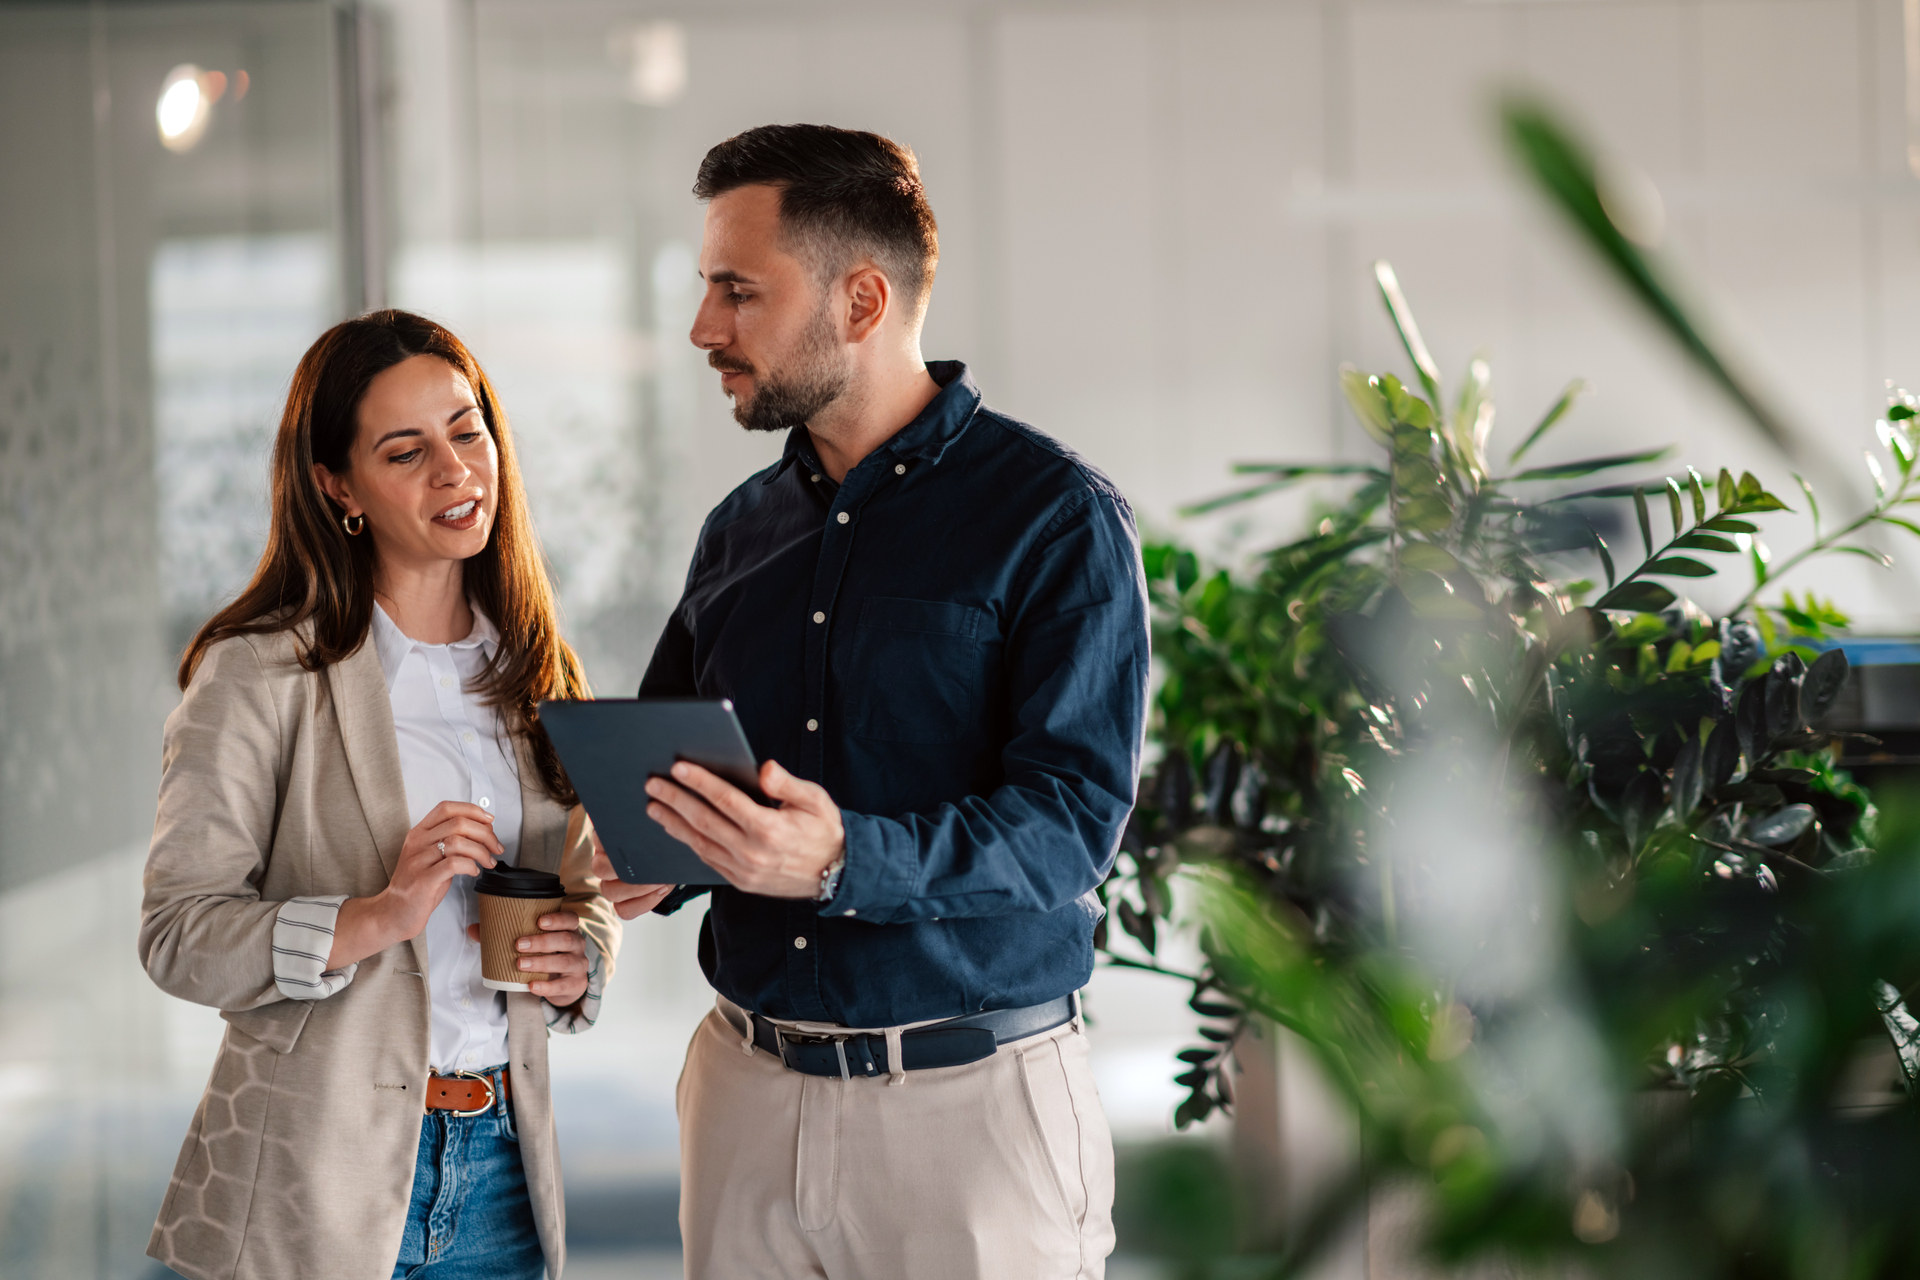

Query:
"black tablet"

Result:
[[537, 698, 767, 887]]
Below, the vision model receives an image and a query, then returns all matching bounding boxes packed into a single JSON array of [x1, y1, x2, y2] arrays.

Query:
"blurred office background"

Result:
[[5, 0, 1920, 1275]]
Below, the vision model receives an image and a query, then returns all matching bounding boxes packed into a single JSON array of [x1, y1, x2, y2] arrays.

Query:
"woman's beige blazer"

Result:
[[139, 624, 620, 1280]]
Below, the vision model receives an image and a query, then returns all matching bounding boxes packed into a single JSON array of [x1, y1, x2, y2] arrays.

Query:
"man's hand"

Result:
[[647, 759, 844, 899], [590, 830, 677, 921], [465, 913, 590, 1005]]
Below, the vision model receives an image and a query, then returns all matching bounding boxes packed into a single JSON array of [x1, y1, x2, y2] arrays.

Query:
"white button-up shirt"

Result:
[[269, 602, 602, 1070], [372, 602, 520, 1072]]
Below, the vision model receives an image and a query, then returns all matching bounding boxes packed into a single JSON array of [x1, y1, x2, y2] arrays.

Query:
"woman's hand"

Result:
[[590, 830, 676, 920], [466, 913, 590, 1006], [327, 801, 503, 970]]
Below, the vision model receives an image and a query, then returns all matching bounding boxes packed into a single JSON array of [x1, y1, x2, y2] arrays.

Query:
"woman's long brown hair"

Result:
[[180, 310, 589, 804]]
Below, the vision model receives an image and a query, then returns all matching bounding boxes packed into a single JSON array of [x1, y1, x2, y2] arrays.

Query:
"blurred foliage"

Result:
[[1096, 97, 1920, 1277]]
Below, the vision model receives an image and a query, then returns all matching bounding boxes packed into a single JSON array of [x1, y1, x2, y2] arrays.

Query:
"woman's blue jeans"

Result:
[[391, 1066, 544, 1280]]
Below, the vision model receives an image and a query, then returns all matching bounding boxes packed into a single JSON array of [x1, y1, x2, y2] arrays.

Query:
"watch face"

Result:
[[816, 858, 845, 901]]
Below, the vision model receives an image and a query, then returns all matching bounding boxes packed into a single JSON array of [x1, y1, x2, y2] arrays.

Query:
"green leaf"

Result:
[[1510, 378, 1589, 463], [1508, 447, 1671, 481], [1718, 467, 1737, 509], [1339, 366, 1394, 446], [1374, 261, 1444, 410], [1737, 471, 1765, 501], [1179, 465, 1389, 517], [1792, 473, 1820, 541], [1398, 493, 1455, 534], [1643, 556, 1717, 577], [1537, 478, 1680, 502], [1880, 417, 1916, 475], [1633, 488, 1654, 559], [1665, 476, 1686, 536], [1178, 479, 1293, 516], [1866, 450, 1887, 501], [1836, 544, 1895, 568], [1595, 580, 1676, 611], [1501, 99, 1802, 458], [1673, 532, 1740, 554], [1591, 527, 1616, 588], [1891, 403, 1916, 421], [1229, 462, 1385, 477], [1399, 542, 1461, 574], [1700, 516, 1758, 534], [1381, 374, 1434, 430], [1880, 515, 1920, 539], [1688, 467, 1709, 524]]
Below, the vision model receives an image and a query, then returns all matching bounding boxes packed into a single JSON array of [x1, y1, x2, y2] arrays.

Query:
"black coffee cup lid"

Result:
[[475, 865, 565, 899]]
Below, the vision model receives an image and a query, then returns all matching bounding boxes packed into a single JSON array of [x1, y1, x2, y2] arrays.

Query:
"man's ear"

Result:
[[843, 265, 891, 344], [312, 462, 358, 516]]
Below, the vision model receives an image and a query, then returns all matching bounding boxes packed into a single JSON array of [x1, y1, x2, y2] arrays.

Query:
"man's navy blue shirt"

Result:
[[639, 361, 1149, 1026]]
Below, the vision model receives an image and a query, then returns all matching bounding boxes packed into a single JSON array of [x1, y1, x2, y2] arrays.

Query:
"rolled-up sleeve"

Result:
[[544, 804, 622, 1033], [272, 895, 358, 1000], [826, 486, 1149, 925]]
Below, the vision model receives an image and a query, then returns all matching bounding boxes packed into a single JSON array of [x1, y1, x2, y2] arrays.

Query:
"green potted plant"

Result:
[[1101, 99, 1920, 1277]]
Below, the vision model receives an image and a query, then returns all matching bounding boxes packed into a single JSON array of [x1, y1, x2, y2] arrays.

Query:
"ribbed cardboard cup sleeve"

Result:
[[477, 893, 566, 992]]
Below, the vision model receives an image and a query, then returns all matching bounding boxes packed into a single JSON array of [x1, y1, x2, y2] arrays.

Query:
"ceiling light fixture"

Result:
[[157, 64, 212, 152]]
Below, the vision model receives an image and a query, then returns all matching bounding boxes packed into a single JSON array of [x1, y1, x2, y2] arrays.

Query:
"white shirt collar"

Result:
[[369, 601, 501, 690]]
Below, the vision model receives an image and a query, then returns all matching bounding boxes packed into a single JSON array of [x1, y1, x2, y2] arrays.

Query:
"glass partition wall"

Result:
[[0, 4, 364, 1274]]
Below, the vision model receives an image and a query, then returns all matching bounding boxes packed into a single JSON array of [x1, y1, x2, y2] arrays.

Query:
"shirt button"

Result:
[[894, 463, 905, 475], [460, 997, 472, 1009], [812, 611, 825, 624], [811, 473, 821, 482], [843, 909, 856, 917], [462, 731, 476, 743], [464, 1052, 477, 1063], [794, 936, 808, 949], [479, 797, 491, 809], [836, 511, 850, 525], [806, 718, 819, 732], [440, 675, 454, 689]]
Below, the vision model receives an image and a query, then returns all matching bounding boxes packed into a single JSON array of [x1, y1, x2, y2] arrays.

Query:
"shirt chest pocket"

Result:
[[846, 597, 990, 744]]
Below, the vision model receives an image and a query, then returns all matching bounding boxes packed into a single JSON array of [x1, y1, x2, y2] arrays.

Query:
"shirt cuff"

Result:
[[823, 812, 917, 924], [543, 934, 605, 1035], [272, 896, 358, 1001]]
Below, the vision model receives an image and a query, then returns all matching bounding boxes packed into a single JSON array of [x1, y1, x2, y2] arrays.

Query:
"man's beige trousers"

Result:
[[677, 997, 1116, 1279]]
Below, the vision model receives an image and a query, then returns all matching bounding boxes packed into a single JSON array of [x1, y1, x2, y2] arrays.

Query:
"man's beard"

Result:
[[710, 301, 852, 434]]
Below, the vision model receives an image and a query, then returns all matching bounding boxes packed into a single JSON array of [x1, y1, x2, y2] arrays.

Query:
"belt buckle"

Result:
[[447, 1068, 497, 1117], [774, 1027, 854, 1082]]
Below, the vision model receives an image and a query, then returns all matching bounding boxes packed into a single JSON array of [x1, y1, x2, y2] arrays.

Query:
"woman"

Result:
[[140, 310, 620, 1280]]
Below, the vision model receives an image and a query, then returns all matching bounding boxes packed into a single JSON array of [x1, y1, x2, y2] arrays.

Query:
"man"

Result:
[[595, 123, 1148, 1279]]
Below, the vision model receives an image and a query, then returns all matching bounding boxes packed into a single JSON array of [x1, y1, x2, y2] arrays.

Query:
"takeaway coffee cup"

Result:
[[474, 865, 567, 992]]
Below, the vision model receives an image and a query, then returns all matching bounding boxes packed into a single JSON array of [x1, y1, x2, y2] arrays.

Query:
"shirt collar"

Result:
[[369, 600, 500, 691], [763, 360, 981, 485]]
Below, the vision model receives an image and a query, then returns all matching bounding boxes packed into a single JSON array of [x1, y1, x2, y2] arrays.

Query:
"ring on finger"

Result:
[[437, 840, 447, 856]]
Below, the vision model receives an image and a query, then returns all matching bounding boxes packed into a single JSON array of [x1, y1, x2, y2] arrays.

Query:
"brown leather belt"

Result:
[[425, 1069, 509, 1116]]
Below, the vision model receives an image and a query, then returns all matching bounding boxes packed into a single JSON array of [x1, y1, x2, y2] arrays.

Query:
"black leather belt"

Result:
[[750, 995, 1076, 1079]]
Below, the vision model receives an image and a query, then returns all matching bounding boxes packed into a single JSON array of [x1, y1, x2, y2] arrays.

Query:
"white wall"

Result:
[[375, 0, 1920, 659]]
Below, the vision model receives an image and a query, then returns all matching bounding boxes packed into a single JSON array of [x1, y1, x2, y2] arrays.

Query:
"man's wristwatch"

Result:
[[815, 854, 846, 903]]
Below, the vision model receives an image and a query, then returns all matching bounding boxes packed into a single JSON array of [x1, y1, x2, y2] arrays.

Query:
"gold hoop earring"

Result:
[[343, 513, 365, 536]]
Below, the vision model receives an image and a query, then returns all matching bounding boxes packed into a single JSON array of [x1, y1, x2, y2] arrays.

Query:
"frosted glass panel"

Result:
[[152, 234, 333, 641]]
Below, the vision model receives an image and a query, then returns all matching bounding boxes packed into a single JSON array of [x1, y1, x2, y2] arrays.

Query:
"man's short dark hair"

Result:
[[694, 124, 939, 325]]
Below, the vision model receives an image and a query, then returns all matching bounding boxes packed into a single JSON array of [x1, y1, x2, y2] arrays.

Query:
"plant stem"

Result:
[[1100, 955, 1204, 984], [1726, 507, 1884, 617]]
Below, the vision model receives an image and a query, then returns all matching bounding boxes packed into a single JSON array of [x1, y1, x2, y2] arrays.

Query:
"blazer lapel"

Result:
[[514, 732, 563, 873], [327, 640, 412, 882], [327, 641, 430, 975]]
